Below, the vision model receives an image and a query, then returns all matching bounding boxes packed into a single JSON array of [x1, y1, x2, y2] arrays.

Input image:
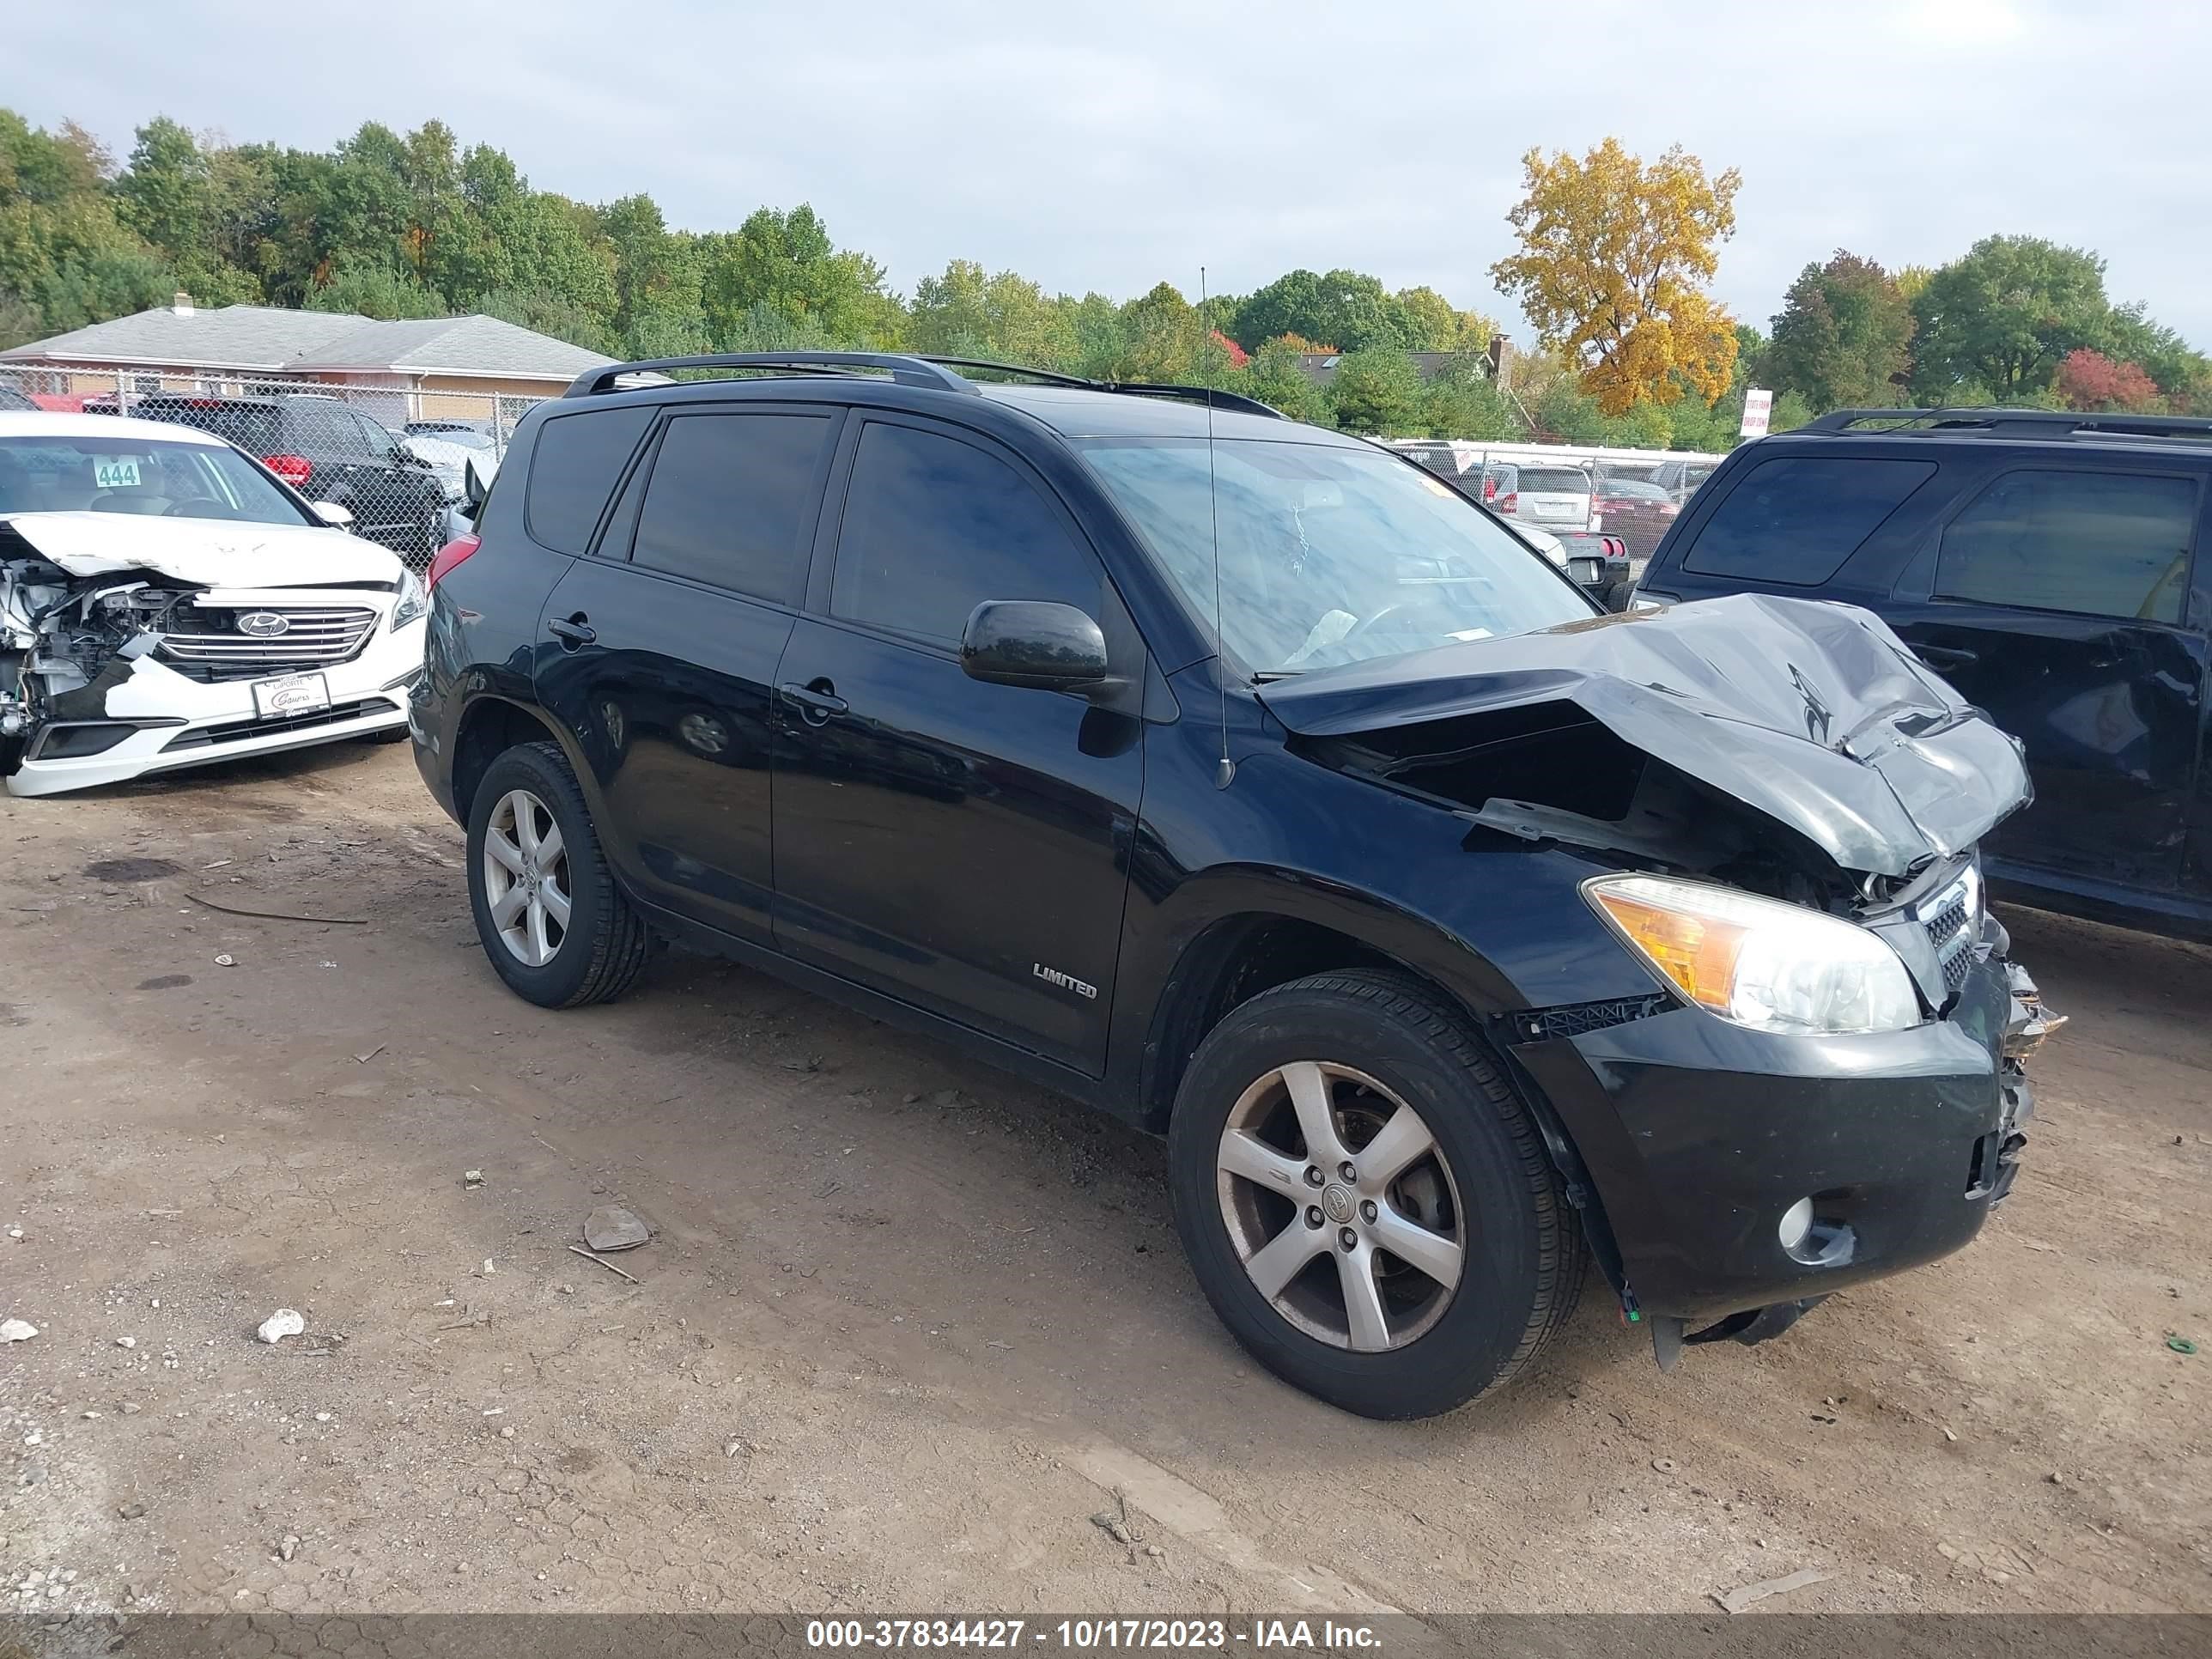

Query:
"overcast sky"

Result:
[[12, 0, 2209, 345]]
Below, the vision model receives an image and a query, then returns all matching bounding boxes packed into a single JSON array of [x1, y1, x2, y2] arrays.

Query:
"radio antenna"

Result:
[[1203, 264, 1233, 789]]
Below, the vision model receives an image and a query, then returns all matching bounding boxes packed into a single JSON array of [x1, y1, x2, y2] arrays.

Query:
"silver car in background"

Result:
[[1497, 463, 1597, 532]]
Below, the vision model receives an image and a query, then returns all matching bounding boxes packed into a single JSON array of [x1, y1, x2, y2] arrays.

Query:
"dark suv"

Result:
[[138, 393, 450, 563], [411, 354, 2053, 1419], [1634, 408, 2212, 941]]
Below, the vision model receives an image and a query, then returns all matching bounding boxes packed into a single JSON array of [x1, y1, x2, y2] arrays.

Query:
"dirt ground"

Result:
[[1, 739, 2206, 1622]]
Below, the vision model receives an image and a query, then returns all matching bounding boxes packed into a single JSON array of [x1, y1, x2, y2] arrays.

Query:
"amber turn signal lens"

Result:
[[1589, 887, 1748, 1012]]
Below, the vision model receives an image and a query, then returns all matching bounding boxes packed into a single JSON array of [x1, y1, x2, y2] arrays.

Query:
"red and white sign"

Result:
[[1740, 388, 1773, 439]]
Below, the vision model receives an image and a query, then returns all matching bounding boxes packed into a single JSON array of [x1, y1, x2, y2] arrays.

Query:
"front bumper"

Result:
[[7, 606, 427, 798], [1513, 936, 2050, 1328]]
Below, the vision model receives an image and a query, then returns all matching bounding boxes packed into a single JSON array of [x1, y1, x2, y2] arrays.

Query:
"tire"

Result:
[[465, 740, 652, 1009], [1167, 970, 1583, 1419]]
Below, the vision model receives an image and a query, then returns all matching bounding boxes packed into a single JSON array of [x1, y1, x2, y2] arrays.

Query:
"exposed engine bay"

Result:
[[0, 535, 199, 776]]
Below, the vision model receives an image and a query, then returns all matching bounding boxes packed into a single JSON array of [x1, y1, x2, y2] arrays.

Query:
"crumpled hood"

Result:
[[0, 512, 403, 588], [1257, 592, 2032, 878]]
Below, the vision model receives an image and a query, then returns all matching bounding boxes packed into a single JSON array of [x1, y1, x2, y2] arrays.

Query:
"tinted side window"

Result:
[[525, 407, 653, 554], [1936, 469, 2196, 625], [831, 422, 1098, 644], [1685, 456, 1936, 585], [630, 413, 830, 603]]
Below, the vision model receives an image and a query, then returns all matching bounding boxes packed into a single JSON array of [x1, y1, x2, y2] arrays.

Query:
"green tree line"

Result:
[[3, 110, 2204, 453]]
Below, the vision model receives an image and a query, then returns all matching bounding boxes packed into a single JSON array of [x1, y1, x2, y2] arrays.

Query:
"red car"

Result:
[[1590, 477, 1680, 560]]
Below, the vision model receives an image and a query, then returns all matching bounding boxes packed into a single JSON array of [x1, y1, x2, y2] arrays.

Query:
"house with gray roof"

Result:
[[1, 294, 616, 423]]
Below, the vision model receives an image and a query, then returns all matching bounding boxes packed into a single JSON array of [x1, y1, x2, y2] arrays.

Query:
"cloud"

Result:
[[9, 0, 2206, 345]]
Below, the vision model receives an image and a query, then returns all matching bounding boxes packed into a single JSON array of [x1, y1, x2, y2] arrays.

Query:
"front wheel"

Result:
[[1168, 971, 1584, 1419], [465, 740, 652, 1008]]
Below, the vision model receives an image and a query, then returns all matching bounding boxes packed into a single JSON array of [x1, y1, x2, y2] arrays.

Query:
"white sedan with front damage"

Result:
[[0, 411, 428, 797]]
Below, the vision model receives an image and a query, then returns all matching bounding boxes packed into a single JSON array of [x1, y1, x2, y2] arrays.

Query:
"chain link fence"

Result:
[[0, 362, 541, 572]]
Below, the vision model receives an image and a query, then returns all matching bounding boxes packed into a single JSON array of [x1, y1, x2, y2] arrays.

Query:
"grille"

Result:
[[1922, 890, 1976, 996], [158, 605, 378, 677]]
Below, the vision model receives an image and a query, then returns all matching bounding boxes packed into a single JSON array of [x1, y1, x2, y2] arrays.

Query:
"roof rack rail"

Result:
[[918, 356, 1285, 420], [564, 351, 978, 400], [1804, 406, 2212, 441]]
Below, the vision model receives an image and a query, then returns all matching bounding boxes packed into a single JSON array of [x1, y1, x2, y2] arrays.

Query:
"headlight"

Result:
[[390, 569, 428, 631], [1585, 873, 1922, 1035]]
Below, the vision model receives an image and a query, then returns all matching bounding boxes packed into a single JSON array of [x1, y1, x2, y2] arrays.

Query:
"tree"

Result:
[[2055, 349, 2163, 412], [0, 112, 171, 337], [1765, 252, 1913, 410], [908, 259, 1077, 368], [1237, 337, 1327, 422], [477, 285, 613, 354], [303, 261, 447, 319], [1489, 138, 1741, 416], [1910, 235, 2112, 400], [1231, 268, 1416, 354], [699, 204, 890, 347], [597, 193, 708, 357], [1115, 281, 1206, 382], [1327, 349, 1425, 435], [1395, 286, 1498, 353], [1421, 365, 1518, 440]]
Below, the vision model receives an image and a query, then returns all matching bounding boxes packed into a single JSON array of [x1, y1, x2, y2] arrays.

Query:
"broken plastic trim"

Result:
[[1503, 992, 1676, 1044]]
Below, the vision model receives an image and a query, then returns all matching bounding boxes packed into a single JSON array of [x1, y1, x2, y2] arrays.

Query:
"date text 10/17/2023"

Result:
[[805, 1619, 1385, 1651]]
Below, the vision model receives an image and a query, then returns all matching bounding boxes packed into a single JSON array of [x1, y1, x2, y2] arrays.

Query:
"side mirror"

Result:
[[461, 456, 492, 514], [961, 599, 1109, 692], [310, 500, 354, 528]]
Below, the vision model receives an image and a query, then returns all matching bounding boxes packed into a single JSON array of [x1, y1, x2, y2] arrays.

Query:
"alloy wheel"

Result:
[[1215, 1060, 1465, 1351], [482, 787, 571, 967]]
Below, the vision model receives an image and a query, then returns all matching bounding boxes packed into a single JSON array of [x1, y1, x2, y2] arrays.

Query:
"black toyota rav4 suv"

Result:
[[412, 353, 2055, 1419]]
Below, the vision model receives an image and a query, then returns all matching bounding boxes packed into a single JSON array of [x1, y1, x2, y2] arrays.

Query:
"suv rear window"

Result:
[[1936, 468, 2196, 625], [1517, 468, 1590, 494], [139, 398, 283, 453], [1684, 456, 1936, 585], [526, 407, 653, 554]]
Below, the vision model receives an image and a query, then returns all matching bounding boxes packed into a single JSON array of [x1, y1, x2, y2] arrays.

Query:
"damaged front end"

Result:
[[0, 525, 201, 778], [1260, 592, 2060, 1365], [2, 514, 418, 795]]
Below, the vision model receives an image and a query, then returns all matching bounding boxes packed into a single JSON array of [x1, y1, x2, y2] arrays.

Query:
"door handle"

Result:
[[1914, 644, 1978, 670], [549, 614, 596, 648], [779, 679, 848, 724]]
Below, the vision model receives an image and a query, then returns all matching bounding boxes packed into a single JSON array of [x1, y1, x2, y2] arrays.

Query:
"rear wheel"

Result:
[[1168, 970, 1583, 1419], [466, 741, 651, 1008]]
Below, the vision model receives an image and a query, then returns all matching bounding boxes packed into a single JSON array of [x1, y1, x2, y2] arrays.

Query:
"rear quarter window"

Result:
[[524, 406, 654, 554], [1684, 455, 1937, 586]]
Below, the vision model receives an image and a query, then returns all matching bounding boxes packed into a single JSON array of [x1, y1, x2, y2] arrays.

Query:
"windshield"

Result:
[[0, 434, 316, 524], [1078, 437, 1593, 675]]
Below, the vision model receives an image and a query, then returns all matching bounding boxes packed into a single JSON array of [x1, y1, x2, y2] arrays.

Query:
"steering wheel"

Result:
[[1341, 601, 1419, 643]]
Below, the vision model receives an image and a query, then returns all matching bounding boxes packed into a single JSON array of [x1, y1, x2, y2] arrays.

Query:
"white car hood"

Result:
[[0, 512, 403, 588], [1521, 527, 1568, 566]]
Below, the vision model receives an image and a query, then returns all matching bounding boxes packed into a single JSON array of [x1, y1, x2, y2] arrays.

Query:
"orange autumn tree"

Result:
[[1490, 138, 1741, 416]]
